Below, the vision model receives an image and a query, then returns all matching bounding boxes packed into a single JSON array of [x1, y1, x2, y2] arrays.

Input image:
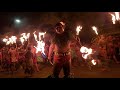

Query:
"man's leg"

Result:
[[63, 61, 71, 78], [52, 62, 62, 78]]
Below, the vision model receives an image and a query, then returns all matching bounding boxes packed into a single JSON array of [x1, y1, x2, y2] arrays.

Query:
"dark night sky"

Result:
[[0, 12, 112, 28], [0, 12, 114, 44]]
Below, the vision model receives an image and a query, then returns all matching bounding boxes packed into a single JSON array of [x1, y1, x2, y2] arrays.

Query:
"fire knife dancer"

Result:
[[48, 22, 81, 78]]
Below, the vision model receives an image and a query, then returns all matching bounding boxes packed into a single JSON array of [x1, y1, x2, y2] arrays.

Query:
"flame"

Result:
[[3, 38, 9, 45], [115, 12, 119, 21], [80, 46, 93, 59], [6, 41, 10, 45], [91, 59, 96, 65], [110, 12, 120, 24], [3, 38, 8, 43], [34, 41, 45, 54], [33, 31, 46, 54], [39, 32, 46, 41], [27, 33, 30, 39], [92, 26, 98, 35], [110, 13, 116, 24], [33, 31, 38, 41], [80, 46, 88, 53], [21, 33, 30, 41], [2, 36, 17, 45], [76, 25, 82, 35], [20, 37, 25, 45], [11, 36, 17, 44], [60, 22, 65, 26], [80, 46, 97, 65], [9, 38, 12, 44], [21, 33, 27, 41], [2, 33, 30, 46], [20, 33, 30, 45]]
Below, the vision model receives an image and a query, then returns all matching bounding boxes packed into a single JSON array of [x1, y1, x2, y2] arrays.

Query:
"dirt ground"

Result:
[[0, 61, 120, 78]]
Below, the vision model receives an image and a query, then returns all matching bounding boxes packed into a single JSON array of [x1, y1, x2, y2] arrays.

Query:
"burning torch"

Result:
[[109, 12, 120, 24], [92, 26, 98, 35]]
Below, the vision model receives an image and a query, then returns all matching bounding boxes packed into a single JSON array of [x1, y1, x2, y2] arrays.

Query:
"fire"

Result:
[[20, 33, 30, 45], [92, 26, 98, 35], [80, 46, 88, 53], [60, 21, 65, 26], [110, 13, 116, 24], [21, 33, 30, 41], [115, 12, 119, 21], [91, 59, 97, 65], [80, 46, 98, 66], [76, 25, 82, 35], [34, 40, 45, 54], [110, 12, 120, 24], [3, 37, 9, 45], [11, 36, 17, 44], [80, 46, 93, 59], [33, 31, 38, 41], [20, 37, 25, 45], [39, 32, 46, 40], [2, 36, 17, 45], [33, 31, 46, 54], [3, 38, 8, 43], [27, 33, 30, 39]]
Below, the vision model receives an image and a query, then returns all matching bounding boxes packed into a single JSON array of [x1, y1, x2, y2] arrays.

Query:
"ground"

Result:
[[0, 62, 120, 78]]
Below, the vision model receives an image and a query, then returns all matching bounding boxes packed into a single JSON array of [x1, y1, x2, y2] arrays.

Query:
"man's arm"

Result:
[[48, 43, 55, 61], [76, 37, 82, 47], [73, 35, 82, 47]]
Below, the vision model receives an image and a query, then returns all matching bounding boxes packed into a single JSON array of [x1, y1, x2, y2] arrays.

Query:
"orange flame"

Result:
[[115, 12, 119, 21], [33, 31, 46, 54], [33, 31, 38, 41], [80, 46, 93, 59], [3, 38, 8, 43], [11, 36, 17, 44], [76, 25, 82, 35], [27, 33, 30, 39], [21, 33, 30, 41], [91, 59, 97, 65], [20, 37, 25, 45], [34, 40, 45, 54], [110, 12, 120, 24], [92, 26, 98, 35], [20, 33, 30, 45], [39, 32, 46, 41], [3, 36, 17, 45], [110, 13, 116, 24]]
